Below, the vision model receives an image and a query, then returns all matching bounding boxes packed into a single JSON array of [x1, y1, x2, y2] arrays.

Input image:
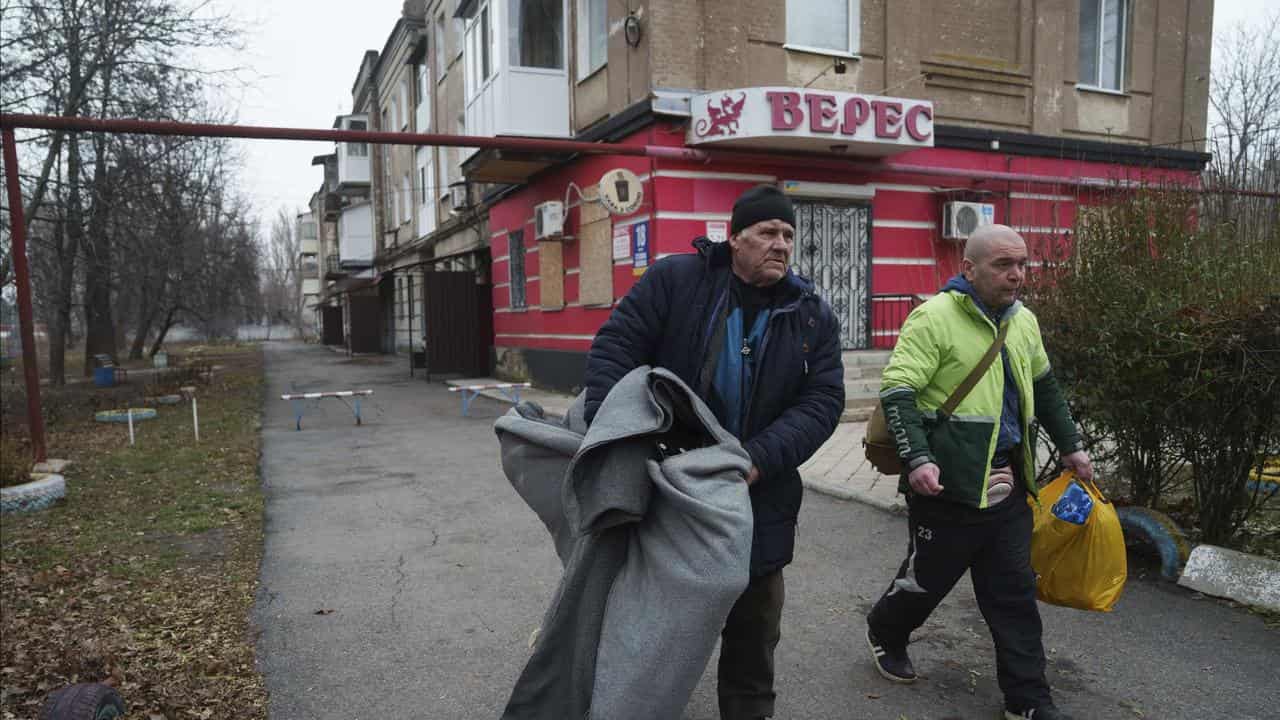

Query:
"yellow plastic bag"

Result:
[[1028, 471, 1127, 612]]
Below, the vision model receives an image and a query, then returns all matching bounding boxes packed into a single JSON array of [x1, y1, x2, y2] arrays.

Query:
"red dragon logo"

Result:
[[695, 92, 746, 138]]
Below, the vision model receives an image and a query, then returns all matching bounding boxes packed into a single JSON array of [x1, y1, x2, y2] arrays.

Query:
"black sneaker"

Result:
[[865, 626, 916, 683], [1004, 705, 1073, 720]]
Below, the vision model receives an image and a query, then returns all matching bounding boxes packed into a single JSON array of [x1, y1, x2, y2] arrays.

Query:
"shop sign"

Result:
[[631, 221, 650, 276], [688, 86, 933, 155]]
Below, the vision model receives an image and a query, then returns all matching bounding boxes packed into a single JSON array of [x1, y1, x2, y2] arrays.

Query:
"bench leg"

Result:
[[355, 397, 362, 425], [461, 389, 478, 417], [291, 398, 303, 431]]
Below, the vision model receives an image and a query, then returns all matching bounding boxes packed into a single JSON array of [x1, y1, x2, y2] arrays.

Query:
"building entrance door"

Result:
[[790, 200, 871, 350]]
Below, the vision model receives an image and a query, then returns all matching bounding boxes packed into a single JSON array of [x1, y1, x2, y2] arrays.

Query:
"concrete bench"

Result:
[[280, 389, 373, 430], [448, 382, 531, 416]]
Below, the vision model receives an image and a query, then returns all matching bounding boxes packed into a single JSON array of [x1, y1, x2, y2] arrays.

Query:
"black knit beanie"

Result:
[[730, 185, 796, 235]]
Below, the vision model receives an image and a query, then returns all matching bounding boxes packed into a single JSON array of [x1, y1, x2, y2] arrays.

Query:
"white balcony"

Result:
[[338, 202, 374, 267], [461, 0, 570, 164], [334, 114, 371, 191]]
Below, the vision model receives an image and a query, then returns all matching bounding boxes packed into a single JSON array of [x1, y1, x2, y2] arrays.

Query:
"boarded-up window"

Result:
[[578, 190, 613, 306], [509, 230, 527, 309]]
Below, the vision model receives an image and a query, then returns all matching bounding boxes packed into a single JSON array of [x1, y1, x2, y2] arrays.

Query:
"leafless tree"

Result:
[[1203, 11, 1280, 239], [260, 207, 302, 338], [0, 0, 242, 382]]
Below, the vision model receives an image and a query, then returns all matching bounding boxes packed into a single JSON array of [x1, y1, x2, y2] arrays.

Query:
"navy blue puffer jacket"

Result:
[[584, 238, 845, 576]]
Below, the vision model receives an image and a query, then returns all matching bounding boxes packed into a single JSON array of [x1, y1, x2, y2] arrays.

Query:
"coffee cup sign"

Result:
[[598, 169, 644, 216]]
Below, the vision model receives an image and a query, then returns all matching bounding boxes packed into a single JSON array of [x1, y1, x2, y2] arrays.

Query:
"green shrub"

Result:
[[1029, 187, 1280, 545]]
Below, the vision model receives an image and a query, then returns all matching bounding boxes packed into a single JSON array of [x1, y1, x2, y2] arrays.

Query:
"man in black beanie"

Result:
[[584, 184, 845, 719]]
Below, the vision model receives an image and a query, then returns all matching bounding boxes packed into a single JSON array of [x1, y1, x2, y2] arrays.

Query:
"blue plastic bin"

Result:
[[93, 366, 116, 387]]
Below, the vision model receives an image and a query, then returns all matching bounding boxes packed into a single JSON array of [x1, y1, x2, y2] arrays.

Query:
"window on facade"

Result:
[[508, 230, 527, 309], [417, 63, 431, 124], [1079, 0, 1127, 91], [392, 95, 401, 132], [785, 0, 859, 56], [301, 222, 317, 240], [400, 75, 411, 129], [481, 5, 493, 79], [510, 0, 564, 69], [347, 119, 368, 157], [435, 12, 448, 77], [577, 0, 606, 76], [402, 173, 412, 223]]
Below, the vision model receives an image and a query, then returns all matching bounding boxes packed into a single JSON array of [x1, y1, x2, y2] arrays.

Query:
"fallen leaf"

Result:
[[313, 608, 334, 616]]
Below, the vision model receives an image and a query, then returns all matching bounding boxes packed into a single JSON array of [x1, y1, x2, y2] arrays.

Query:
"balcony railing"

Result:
[[325, 254, 344, 278]]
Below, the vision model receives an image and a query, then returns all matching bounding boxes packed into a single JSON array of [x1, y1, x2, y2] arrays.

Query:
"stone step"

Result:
[[844, 379, 882, 397], [842, 349, 893, 368], [844, 394, 879, 410], [839, 405, 875, 423], [844, 365, 883, 382]]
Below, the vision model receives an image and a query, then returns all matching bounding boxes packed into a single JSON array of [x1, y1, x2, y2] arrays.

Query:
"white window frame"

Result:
[[399, 74, 411, 130], [1077, 0, 1128, 94], [577, 0, 607, 78], [416, 61, 432, 131], [416, 148, 437, 238], [347, 118, 368, 157], [784, 0, 860, 59]]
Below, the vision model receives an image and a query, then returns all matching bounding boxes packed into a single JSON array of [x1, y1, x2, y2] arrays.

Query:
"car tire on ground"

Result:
[[0, 474, 66, 514], [38, 683, 126, 720], [94, 408, 158, 423]]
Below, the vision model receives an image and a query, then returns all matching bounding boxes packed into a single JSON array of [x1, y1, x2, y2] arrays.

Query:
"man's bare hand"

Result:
[[746, 466, 760, 485], [907, 462, 943, 496], [1062, 450, 1094, 483]]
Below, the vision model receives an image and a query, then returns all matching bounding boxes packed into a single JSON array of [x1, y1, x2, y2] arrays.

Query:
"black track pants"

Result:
[[867, 493, 1051, 710]]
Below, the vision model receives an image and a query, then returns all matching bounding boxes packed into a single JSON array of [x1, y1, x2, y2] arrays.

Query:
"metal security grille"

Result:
[[790, 201, 871, 350]]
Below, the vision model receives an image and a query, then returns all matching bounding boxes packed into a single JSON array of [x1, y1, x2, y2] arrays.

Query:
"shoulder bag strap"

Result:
[[938, 320, 1009, 419], [697, 297, 734, 398]]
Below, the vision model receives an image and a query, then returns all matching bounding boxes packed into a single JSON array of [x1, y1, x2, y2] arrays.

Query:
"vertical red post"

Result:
[[2, 126, 48, 462]]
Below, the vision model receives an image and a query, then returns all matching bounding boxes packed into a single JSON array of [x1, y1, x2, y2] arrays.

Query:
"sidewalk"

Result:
[[454, 377, 904, 514]]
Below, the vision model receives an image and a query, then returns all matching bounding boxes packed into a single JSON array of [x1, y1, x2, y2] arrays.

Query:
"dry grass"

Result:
[[1, 344, 268, 719]]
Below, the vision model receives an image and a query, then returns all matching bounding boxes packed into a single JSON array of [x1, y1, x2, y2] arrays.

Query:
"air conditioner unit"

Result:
[[534, 201, 565, 240], [942, 201, 995, 241], [447, 181, 470, 213]]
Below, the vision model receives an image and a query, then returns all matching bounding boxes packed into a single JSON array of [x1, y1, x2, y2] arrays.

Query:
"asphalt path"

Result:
[[252, 342, 1279, 719]]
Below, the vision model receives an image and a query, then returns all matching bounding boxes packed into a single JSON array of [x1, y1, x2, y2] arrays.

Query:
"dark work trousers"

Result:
[[717, 569, 785, 720], [866, 487, 1052, 711]]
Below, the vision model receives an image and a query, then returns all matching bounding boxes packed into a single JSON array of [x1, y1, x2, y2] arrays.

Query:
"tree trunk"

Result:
[[81, 70, 118, 374], [149, 306, 179, 358], [50, 136, 87, 385], [129, 294, 156, 360]]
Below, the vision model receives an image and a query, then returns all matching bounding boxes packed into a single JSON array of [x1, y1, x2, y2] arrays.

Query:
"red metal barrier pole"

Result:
[[2, 127, 48, 463]]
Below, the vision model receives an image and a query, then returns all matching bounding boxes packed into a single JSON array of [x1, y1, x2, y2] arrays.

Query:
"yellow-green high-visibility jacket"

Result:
[[879, 289, 1082, 508]]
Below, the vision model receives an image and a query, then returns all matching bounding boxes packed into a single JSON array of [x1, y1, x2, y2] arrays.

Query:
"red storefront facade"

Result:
[[486, 95, 1203, 392]]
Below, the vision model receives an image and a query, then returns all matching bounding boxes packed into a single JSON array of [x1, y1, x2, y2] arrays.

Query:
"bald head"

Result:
[[961, 224, 1028, 311], [964, 224, 1026, 263]]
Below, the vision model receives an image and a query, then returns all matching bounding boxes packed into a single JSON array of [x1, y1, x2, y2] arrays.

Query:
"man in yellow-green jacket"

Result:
[[865, 224, 1092, 720]]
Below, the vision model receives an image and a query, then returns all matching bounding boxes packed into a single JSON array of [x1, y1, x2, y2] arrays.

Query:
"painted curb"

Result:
[[1178, 544, 1280, 612], [803, 476, 907, 515]]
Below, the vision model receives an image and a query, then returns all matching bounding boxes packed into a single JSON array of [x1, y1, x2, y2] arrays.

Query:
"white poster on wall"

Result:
[[612, 225, 631, 260]]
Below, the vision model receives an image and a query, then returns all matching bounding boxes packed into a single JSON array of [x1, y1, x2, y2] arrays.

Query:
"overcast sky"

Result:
[[202, 0, 1279, 230]]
